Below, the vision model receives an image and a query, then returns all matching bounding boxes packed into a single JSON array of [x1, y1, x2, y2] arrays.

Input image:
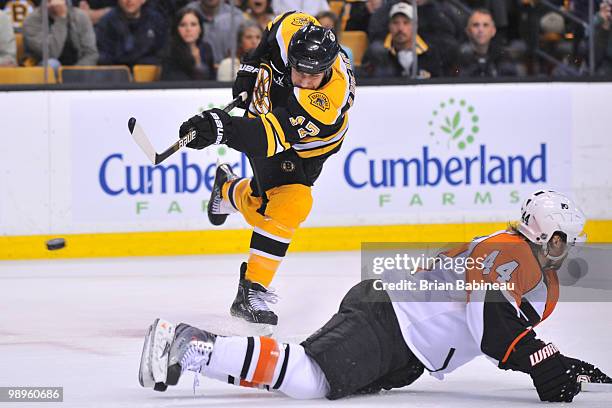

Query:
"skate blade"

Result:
[[138, 318, 176, 389], [138, 321, 156, 388], [580, 382, 612, 392]]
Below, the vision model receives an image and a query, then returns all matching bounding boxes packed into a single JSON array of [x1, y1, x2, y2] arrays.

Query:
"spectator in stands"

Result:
[[161, 6, 214, 81], [23, 0, 98, 69], [360, 2, 442, 78], [462, 0, 510, 44], [0, 9, 16, 65], [242, 0, 273, 31], [76, 0, 115, 25], [345, 0, 383, 32], [367, 0, 464, 73], [189, 0, 244, 66], [96, 0, 167, 67], [594, 0, 612, 75], [216, 19, 261, 81], [451, 8, 518, 77], [316, 10, 338, 32], [368, 0, 464, 44], [147, 0, 193, 21], [272, 0, 329, 17], [316, 10, 354, 67]]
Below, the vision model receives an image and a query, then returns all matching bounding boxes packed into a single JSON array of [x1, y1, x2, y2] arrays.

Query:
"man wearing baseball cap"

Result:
[[359, 2, 443, 78]]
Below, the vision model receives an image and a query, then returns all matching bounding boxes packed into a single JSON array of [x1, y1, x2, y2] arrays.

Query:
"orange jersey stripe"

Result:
[[252, 337, 280, 384]]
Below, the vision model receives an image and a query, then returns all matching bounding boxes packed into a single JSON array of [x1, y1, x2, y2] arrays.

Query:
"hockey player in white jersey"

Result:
[[139, 190, 611, 402]]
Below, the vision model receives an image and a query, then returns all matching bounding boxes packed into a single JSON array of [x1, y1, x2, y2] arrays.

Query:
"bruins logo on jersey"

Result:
[[290, 15, 316, 26], [253, 64, 273, 115], [308, 93, 330, 112]]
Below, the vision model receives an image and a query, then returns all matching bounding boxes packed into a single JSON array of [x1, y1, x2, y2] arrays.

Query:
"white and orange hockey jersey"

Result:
[[388, 230, 559, 378]]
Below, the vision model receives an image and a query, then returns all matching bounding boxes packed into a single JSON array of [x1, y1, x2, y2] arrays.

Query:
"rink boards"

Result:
[[1, 83, 612, 259]]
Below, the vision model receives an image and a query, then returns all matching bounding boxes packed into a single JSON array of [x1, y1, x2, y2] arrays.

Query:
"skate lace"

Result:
[[248, 287, 278, 312], [211, 192, 223, 214], [211, 166, 237, 215], [180, 341, 212, 393]]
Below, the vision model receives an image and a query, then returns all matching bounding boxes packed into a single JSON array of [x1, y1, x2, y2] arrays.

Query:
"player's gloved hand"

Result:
[[529, 344, 581, 402], [232, 62, 258, 109], [565, 357, 612, 384], [178, 108, 232, 150]]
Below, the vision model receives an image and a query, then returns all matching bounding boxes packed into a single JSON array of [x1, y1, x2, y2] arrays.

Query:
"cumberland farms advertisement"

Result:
[[309, 85, 572, 226], [70, 85, 571, 230]]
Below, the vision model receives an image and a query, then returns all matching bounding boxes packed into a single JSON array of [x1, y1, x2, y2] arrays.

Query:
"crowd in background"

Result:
[[0, 0, 611, 81]]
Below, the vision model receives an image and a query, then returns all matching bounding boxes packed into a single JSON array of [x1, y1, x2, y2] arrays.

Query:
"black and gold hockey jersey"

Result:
[[227, 11, 355, 186]]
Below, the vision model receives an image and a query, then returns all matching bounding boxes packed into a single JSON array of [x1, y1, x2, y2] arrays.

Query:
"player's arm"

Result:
[[466, 271, 611, 402], [177, 95, 342, 158], [231, 13, 290, 108], [481, 298, 610, 401]]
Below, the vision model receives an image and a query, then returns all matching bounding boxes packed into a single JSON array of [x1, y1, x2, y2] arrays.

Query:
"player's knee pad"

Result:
[[267, 184, 313, 228]]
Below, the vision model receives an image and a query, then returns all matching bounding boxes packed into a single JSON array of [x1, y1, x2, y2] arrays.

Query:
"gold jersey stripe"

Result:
[[293, 125, 347, 152], [265, 113, 290, 151], [260, 115, 277, 157], [267, 13, 285, 30], [295, 136, 344, 158], [298, 113, 349, 144]]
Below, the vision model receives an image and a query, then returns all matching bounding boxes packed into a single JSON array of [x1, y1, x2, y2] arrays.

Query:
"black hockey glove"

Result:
[[564, 357, 612, 384], [178, 108, 232, 150], [529, 343, 581, 402], [232, 62, 258, 109]]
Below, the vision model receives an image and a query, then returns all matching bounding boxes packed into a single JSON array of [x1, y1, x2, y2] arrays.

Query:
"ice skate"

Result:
[[230, 263, 278, 334], [208, 163, 238, 226], [138, 318, 217, 391], [138, 318, 175, 391]]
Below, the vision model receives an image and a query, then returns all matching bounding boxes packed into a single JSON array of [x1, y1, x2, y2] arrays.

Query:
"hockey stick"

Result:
[[127, 91, 248, 165]]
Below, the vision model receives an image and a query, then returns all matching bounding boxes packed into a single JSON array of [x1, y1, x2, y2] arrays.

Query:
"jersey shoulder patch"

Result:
[[294, 55, 355, 125]]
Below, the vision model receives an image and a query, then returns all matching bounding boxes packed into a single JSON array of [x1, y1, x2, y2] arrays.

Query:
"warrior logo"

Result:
[[309, 92, 330, 112], [530, 343, 559, 366]]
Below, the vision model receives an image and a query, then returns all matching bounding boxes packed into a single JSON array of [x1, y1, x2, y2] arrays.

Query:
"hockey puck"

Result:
[[46, 238, 66, 251]]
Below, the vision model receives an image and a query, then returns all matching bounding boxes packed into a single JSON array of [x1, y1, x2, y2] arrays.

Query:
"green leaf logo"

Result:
[[429, 98, 478, 150]]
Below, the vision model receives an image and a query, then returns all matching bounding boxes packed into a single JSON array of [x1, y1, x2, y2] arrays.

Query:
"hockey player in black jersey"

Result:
[[140, 190, 611, 401], [176, 12, 355, 329]]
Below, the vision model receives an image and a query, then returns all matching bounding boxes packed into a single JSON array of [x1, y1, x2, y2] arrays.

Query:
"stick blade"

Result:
[[580, 382, 612, 393], [128, 118, 157, 164]]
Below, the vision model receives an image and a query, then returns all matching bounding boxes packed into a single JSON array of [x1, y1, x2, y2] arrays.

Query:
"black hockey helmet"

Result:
[[287, 23, 340, 74]]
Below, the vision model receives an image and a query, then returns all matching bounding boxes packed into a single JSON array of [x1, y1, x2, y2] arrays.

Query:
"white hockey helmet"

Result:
[[518, 190, 586, 250]]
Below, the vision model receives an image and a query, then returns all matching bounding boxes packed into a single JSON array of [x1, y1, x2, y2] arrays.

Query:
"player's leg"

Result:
[[207, 335, 329, 399], [139, 319, 329, 399], [220, 178, 312, 326], [139, 280, 424, 400], [301, 279, 425, 399], [241, 183, 313, 287]]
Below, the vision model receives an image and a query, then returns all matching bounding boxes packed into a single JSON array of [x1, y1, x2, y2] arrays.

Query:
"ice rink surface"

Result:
[[1, 252, 611, 407]]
